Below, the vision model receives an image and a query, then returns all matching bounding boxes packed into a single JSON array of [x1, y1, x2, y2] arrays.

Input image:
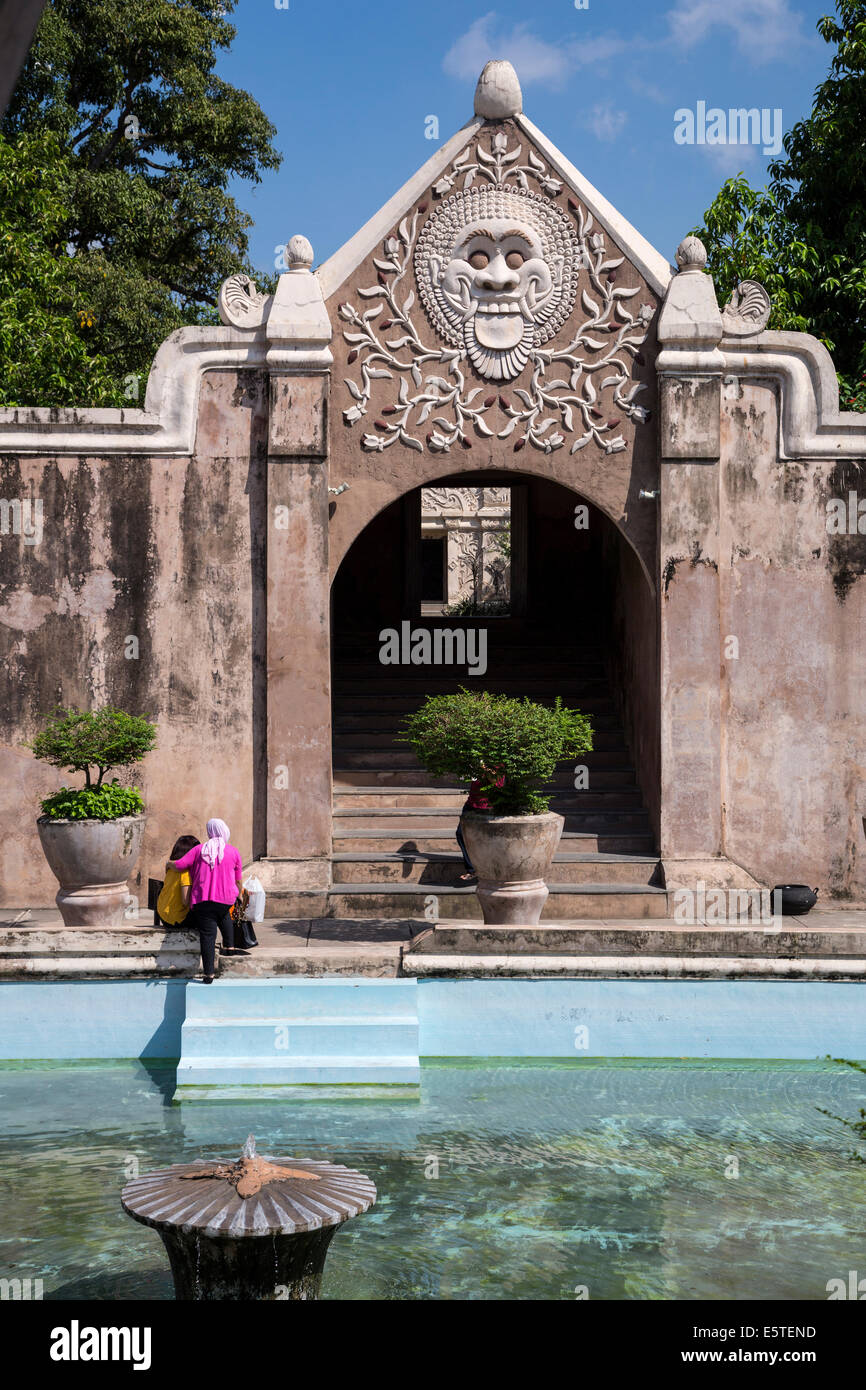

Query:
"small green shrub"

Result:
[[28, 706, 157, 788], [400, 688, 593, 815], [39, 783, 145, 822], [28, 706, 156, 820]]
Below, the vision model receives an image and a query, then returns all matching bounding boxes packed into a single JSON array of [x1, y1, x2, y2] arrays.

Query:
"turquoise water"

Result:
[[0, 1059, 863, 1300]]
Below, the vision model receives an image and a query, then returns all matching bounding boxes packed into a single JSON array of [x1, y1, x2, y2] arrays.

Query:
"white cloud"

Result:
[[443, 14, 630, 88], [588, 103, 628, 142], [443, 14, 570, 85], [701, 141, 759, 174], [666, 0, 810, 62]]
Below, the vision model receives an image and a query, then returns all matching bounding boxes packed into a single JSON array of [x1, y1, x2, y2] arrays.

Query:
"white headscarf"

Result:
[[200, 818, 230, 867]]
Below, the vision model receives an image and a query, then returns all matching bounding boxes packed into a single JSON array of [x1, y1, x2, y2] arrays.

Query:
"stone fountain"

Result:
[[121, 1135, 376, 1300]]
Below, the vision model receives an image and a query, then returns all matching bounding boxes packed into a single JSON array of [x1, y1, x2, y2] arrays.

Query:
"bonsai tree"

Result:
[[28, 706, 157, 821], [401, 689, 593, 815]]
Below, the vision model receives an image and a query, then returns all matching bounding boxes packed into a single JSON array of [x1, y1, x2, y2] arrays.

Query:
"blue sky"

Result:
[[217, 0, 835, 277]]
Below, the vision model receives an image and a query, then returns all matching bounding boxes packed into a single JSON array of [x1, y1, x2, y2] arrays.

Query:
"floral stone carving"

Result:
[[340, 130, 653, 456]]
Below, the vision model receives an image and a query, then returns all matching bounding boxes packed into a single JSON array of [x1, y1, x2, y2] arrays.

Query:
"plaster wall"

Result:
[[0, 371, 267, 907], [719, 380, 866, 898]]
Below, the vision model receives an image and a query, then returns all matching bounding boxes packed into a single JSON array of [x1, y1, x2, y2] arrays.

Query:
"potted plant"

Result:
[[28, 707, 157, 928], [402, 690, 593, 925]]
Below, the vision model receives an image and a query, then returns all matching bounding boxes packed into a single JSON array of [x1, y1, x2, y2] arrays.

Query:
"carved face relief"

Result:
[[415, 186, 580, 382]]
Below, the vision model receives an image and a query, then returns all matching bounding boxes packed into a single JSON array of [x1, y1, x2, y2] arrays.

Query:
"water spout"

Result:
[[243, 1134, 257, 1160]]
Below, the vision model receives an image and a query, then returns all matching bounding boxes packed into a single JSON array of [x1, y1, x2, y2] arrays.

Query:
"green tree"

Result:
[[29, 706, 157, 787], [2, 0, 281, 406], [692, 0, 866, 408], [0, 131, 125, 405]]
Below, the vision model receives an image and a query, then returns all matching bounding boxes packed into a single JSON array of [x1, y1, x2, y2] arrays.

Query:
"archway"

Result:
[[328, 471, 663, 922]]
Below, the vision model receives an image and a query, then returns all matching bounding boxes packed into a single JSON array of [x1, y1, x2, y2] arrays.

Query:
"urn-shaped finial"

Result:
[[474, 60, 523, 119], [675, 235, 708, 273], [287, 234, 314, 271]]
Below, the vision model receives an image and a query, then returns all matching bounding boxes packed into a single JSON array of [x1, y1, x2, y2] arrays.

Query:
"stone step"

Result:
[[332, 752, 637, 782], [174, 978, 421, 1094], [335, 739, 627, 769], [333, 776, 638, 808], [183, 976, 418, 1019], [331, 851, 660, 886], [332, 828, 656, 854], [175, 1056, 421, 1088], [333, 694, 616, 714], [333, 718, 621, 745], [405, 921, 866, 958], [181, 1016, 418, 1056], [306, 883, 669, 920], [332, 807, 649, 831]]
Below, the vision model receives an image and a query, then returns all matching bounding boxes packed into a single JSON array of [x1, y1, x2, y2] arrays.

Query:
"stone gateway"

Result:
[[1, 60, 865, 919]]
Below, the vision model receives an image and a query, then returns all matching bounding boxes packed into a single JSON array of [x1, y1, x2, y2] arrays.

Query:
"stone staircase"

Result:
[[330, 633, 667, 921], [174, 978, 420, 1098]]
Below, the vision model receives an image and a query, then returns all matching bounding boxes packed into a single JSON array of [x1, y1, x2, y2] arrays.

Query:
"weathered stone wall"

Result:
[[719, 380, 866, 898], [0, 370, 267, 907]]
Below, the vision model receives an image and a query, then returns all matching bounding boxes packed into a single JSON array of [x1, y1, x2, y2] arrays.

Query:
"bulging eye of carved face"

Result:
[[439, 218, 554, 352]]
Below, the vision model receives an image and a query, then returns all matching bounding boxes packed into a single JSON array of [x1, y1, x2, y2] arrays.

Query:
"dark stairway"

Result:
[[330, 631, 666, 920]]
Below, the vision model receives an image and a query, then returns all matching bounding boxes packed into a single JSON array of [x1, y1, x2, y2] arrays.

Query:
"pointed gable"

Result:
[[322, 62, 667, 463]]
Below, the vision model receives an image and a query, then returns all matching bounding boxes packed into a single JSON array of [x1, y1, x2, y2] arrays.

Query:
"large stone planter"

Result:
[[36, 814, 146, 928], [461, 810, 563, 925]]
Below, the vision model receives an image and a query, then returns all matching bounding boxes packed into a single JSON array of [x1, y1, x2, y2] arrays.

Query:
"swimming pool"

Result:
[[1, 1058, 863, 1300]]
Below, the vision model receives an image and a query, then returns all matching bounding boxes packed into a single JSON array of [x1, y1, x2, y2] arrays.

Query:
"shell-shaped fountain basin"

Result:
[[121, 1137, 376, 1300]]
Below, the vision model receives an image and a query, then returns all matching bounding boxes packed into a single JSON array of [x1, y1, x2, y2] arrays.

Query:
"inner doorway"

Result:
[[420, 485, 513, 617], [328, 469, 662, 921]]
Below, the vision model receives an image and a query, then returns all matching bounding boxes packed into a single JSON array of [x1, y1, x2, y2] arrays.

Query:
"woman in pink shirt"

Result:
[[168, 817, 243, 982]]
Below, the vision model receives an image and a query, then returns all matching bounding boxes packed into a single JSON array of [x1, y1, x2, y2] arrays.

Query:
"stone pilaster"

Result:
[[656, 238, 726, 870], [256, 238, 334, 912]]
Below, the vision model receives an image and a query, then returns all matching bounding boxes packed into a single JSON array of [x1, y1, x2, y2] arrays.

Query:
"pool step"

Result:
[[174, 978, 420, 1097]]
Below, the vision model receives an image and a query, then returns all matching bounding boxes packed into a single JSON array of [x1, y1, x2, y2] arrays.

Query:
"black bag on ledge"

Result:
[[230, 891, 258, 948]]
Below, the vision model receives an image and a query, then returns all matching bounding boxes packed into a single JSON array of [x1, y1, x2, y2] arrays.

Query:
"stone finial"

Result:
[[474, 59, 523, 119], [287, 234, 314, 271], [675, 236, 708, 273], [721, 280, 771, 337], [218, 273, 269, 328]]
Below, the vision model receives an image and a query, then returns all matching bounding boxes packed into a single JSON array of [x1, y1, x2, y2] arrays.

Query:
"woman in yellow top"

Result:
[[157, 835, 200, 926]]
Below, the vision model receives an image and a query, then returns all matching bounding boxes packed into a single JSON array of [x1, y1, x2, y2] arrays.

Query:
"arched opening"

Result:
[[329, 471, 662, 921]]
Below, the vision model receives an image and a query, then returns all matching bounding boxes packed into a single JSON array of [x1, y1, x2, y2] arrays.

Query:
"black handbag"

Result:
[[234, 915, 259, 949], [230, 892, 259, 948]]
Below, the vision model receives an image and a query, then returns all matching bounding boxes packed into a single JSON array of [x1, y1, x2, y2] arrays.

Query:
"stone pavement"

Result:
[[2, 906, 866, 979]]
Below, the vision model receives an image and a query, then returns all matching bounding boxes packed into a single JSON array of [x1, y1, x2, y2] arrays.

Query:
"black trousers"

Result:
[[187, 899, 234, 976], [456, 801, 474, 873]]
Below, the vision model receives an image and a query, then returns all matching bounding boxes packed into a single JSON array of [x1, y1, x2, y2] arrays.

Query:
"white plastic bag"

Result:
[[243, 876, 266, 922]]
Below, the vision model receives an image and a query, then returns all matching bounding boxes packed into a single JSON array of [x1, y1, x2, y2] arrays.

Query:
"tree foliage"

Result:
[[0, 131, 125, 405], [401, 689, 593, 815], [29, 707, 158, 787], [1, 0, 281, 406], [692, 0, 866, 408]]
